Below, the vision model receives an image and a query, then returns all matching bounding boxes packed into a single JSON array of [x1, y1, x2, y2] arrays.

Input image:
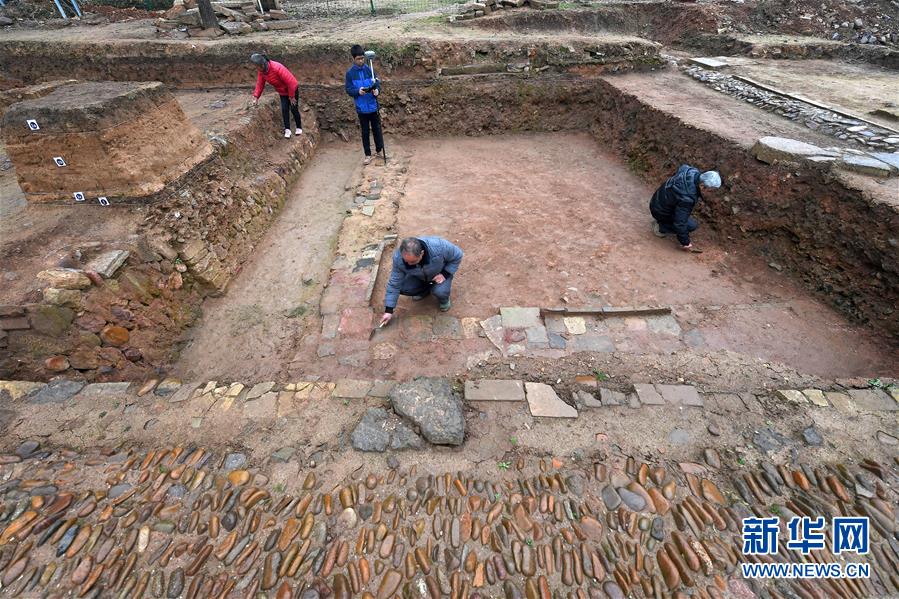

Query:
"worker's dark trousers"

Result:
[[399, 276, 453, 302], [650, 205, 698, 235], [279, 89, 302, 131], [358, 111, 384, 157]]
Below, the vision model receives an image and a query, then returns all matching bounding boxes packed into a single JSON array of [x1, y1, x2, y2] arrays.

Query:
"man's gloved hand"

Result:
[[359, 87, 368, 95], [432, 274, 446, 285], [373, 88, 379, 97], [380, 312, 393, 326]]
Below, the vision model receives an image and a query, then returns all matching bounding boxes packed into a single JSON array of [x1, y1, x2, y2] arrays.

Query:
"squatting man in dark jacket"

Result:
[[649, 165, 721, 252], [379, 237, 464, 327]]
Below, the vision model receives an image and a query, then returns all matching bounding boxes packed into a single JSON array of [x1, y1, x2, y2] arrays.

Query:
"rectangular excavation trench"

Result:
[[2, 70, 895, 383], [174, 76, 898, 382]]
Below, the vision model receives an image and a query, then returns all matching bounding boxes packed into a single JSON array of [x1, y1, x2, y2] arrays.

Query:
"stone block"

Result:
[[0, 316, 30, 330], [263, 19, 299, 29], [525, 382, 577, 418], [480, 315, 505, 353], [36, 268, 91, 290], [689, 57, 729, 69], [575, 390, 602, 408], [42, 288, 81, 308], [28, 305, 74, 337], [28, 380, 85, 404], [368, 380, 396, 398], [773, 389, 806, 405], [870, 152, 899, 170], [751, 136, 838, 165], [838, 154, 894, 177], [464, 379, 525, 402], [799, 389, 828, 406], [337, 307, 373, 340], [433, 315, 462, 340], [563, 316, 586, 335], [600, 387, 626, 406], [500, 306, 541, 329], [333, 379, 373, 399], [633, 383, 664, 406], [847, 388, 897, 411], [646, 315, 681, 336], [548, 332, 566, 349], [86, 250, 130, 278], [168, 382, 200, 404], [825, 391, 855, 413], [0, 380, 46, 401], [245, 381, 274, 400], [656, 384, 703, 407], [390, 378, 465, 445], [76, 382, 132, 400], [571, 335, 615, 352]]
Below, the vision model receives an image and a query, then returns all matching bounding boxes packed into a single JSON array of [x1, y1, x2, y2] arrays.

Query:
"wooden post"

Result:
[[197, 0, 218, 29]]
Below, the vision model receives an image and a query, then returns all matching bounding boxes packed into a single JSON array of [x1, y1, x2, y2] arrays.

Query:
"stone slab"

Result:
[[801, 389, 828, 407], [689, 57, 729, 69], [571, 335, 615, 352], [86, 250, 129, 278], [563, 317, 586, 335], [839, 154, 894, 177], [500, 307, 541, 329], [775, 389, 807, 404], [525, 326, 549, 345], [825, 391, 856, 414], [367, 380, 396, 398], [75, 382, 132, 400], [27, 380, 85, 404], [656, 384, 703, 407], [847, 388, 897, 411], [870, 152, 899, 170], [575, 390, 602, 408], [751, 136, 839, 165], [332, 379, 373, 399], [246, 381, 275, 400], [0, 380, 46, 401], [525, 382, 577, 418], [244, 391, 277, 419], [464, 379, 525, 402], [433, 315, 462, 340], [600, 388, 626, 407], [480, 315, 505, 354], [633, 383, 664, 406]]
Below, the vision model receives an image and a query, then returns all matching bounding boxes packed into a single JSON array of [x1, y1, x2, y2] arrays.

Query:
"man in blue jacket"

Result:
[[379, 237, 464, 326], [649, 165, 721, 252], [345, 44, 384, 165]]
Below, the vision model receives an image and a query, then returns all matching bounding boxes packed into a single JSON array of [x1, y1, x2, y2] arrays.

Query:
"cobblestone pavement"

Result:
[[1, 376, 898, 597], [1, 431, 897, 598]]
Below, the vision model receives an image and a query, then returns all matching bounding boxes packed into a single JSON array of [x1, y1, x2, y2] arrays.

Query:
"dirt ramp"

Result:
[[2, 81, 212, 203]]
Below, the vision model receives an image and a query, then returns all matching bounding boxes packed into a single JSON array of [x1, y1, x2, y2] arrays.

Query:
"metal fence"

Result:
[[284, 0, 464, 17]]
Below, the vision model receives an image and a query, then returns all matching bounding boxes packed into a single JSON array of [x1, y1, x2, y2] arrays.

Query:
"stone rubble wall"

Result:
[[0, 98, 321, 382]]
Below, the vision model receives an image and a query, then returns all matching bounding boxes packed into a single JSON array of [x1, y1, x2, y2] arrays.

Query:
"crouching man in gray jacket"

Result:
[[379, 236, 464, 326]]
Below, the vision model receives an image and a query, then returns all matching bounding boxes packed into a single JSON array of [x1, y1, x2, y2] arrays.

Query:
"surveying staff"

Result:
[[250, 53, 303, 139], [649, 165, 721, 252], [345, 44, 384, 165], [379, 237, 464, 326]]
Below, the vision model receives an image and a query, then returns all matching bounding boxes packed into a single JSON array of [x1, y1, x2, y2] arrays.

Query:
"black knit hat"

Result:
[[351, 45, 364, 57]]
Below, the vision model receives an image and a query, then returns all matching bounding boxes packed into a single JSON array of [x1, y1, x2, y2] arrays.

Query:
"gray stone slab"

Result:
[[433, 315, 462, 340], [775, 389, 807, 404], [28, 380, 85, 404], [689, 56, 729, 69], [86, 250, 129, 278], [0, 381, 46, 401], [571, 335, 615, 352], [801, 389, 829, 407], [367, 380, 396, 398], [656, 384, 703, 407], [525, 382, 577, 418], [751, 136, 838, 164], [525, 326, 549, 344], [646, 315, 681, 336], [76, 382, 133, 400], [847, 388, 897, 411], [480, 315, 505, 353], [391, 378, 465, 445], [633, 383, 664, 406], [500, 306, 541, 329], [575, 390, 602, 408], [599, 388, 626, 407], [464, 379, 525, 402], [332, 379, 373, 399], [839, 154, 894, 177]]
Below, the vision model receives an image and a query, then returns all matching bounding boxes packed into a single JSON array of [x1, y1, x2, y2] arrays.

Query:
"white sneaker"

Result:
[[295, 128, 303, 135], [284, 129, 291, 139]]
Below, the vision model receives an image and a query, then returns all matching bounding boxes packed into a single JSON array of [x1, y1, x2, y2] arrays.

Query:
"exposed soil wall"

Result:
[[3, 82, 212, 202], [589, 77, 899, 339], [0, 38, 661, 91], [0, 99, 322, 381]]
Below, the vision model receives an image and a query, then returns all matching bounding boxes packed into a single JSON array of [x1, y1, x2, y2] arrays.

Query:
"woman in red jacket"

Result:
[[250, 53, 303, 139]]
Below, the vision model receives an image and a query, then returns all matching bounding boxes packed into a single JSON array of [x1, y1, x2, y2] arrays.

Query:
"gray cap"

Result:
[[699, 171, 721, 188]]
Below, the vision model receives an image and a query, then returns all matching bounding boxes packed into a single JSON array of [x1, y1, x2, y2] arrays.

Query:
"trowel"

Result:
[[369, 320, 388, 340]]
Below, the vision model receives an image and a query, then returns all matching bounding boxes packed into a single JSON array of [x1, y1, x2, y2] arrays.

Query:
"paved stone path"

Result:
[[0, 432, 897, 598]]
